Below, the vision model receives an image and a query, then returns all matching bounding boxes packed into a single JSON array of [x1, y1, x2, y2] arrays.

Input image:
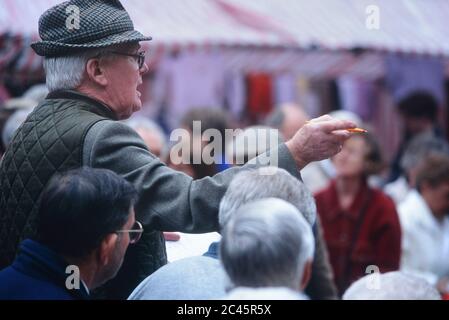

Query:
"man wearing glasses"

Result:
[[0, 0, 354, 298], [0, 167, 143, 300]]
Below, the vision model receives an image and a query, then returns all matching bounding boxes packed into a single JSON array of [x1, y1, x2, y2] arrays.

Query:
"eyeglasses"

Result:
[[104, 51, 146, 69], [116, 220, 143, 244]]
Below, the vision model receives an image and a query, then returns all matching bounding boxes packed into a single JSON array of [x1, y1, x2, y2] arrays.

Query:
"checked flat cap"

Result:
[[31, 0, 152, 57]]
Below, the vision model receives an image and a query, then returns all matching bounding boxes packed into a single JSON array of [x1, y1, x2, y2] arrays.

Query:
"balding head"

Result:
[[266, 103, 309, 140]]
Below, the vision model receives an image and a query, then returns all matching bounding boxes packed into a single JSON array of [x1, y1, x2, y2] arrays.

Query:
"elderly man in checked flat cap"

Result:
[[0, 0, 354, 299]]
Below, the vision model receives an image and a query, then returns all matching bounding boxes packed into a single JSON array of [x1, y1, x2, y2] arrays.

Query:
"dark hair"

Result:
[[416, 154, 449, 191], [181, 107, 230, 137], [180, 107, 231, 178], [181, 107, 231, 148], [397, 91, 438, 121], [37, 167, 138, 258]]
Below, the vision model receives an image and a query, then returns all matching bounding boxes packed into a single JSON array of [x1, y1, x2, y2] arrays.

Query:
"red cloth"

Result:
[[315, 179, 401, 296], [245, 73, 273, 122]]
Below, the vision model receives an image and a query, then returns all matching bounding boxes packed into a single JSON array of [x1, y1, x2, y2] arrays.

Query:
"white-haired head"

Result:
[[219, 167, 316, 227], [124, 116, 168, 158], [343, 271, 441, 300], [220, 198, 315, 291], [226, 125, 284, 166]]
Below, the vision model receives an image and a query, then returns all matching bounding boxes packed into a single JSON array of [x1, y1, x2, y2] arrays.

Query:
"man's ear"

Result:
[[300, 260, 313, 290], [98, 233, 118, 267], [85, 58, 108, 87]]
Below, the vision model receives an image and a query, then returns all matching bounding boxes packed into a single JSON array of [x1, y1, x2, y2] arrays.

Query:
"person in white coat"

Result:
[[398, 154, 449, 295]]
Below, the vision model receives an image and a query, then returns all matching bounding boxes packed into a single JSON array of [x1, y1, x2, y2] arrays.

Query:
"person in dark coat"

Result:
[[0, 167, 141, 299]]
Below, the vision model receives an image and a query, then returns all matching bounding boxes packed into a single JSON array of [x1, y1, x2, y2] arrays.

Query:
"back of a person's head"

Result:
[[37, 167, 137, 259], [226, 126, 283, 165], [265, 103, 309, 129], [415, 153, 449, 191], [219, 167, 316, 227], [400, 134, 449, 172], [181, 107, 232, 146], [124, 116, 168, 157], [124, 116, 166, 142], [343, 271, 441, 300], [220, 198, 315, 290], [397, 91, 438, 121]]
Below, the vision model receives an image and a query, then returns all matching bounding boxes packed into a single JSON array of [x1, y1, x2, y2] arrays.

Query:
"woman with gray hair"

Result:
[[384, 133, 449, 204], [220, 198, 315, 299]]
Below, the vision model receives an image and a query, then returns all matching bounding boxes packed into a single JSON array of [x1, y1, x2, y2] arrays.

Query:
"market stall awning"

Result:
[[1, 0, 449, 54]]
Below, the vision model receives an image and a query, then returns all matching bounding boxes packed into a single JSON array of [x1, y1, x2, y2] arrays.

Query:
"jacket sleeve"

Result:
[[83, 120, 301, 232], [305, 215, 339, 300]]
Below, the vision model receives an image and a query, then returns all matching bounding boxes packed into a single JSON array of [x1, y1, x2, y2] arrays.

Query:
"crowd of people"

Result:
[[0, 0, 448, 301]]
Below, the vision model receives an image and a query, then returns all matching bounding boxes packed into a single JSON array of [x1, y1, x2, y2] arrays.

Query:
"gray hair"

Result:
[[226, 126, 284, 165], [400, 133, 449, 172], [220, 198, 315, 290], [43, 43, 137, 92], [342, 271, 441, 300], [124, 116, 168, 156], [2, 109, 33, 148], [218, 167, 316, 227], [43, 49, 104, 92]]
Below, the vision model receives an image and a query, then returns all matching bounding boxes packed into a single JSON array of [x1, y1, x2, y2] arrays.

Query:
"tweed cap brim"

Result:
[[31, 30, 152, 57]]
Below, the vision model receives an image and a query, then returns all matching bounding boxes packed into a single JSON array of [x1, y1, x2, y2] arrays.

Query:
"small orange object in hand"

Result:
[[346, 128, 368, 133], [304, 120, 366, 133]]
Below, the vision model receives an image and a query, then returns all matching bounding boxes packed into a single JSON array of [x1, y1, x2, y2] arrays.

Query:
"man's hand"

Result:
[[285, 115, 356, 170]]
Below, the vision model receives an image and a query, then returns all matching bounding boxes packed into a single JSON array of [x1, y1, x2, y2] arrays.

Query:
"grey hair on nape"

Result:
[[220, 198, 315, 290], [218, 167, 317, 228]]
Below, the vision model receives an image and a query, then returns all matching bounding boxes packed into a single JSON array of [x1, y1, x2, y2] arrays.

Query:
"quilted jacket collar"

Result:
[[46, 90, 118, 120]]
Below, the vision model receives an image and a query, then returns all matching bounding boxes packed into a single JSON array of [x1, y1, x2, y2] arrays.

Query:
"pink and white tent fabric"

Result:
[[3, 0, 448, 54], [1, 0, 449, 77]]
